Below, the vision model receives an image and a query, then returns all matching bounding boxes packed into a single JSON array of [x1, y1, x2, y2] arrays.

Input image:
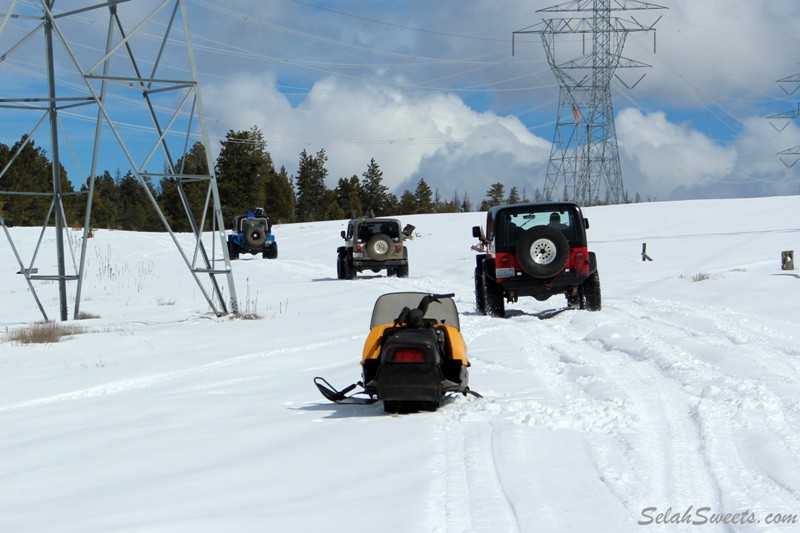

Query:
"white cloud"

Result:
[[617, 108, 737, 199], [203, 74, 550, 201]]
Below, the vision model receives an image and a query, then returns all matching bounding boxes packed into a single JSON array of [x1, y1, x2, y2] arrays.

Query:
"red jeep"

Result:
[[472, 202, 601, 317]]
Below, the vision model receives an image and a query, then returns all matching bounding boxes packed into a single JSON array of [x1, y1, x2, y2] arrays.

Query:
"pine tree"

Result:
[[479, 182, 505, 211], [461, 192, 473, 213], [0, 136, 75, 226], [435, 189, 458, 213], [414, 178, 434, 214], [507, 186, 521, 204], [265, 166, 296, 223], [335, 175, 363, 218], [85, 171, 121, 229], [118, 171, 161, 231], [294, 148, 329, 221], [359, 158, 390, 215], [215, 126, 272, 224], [397, 189, 417, 215], [159, 141, 210, 232]]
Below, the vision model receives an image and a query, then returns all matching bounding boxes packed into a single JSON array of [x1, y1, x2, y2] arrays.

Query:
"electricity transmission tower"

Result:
[[0, 0, 238, 321], [513, 0, 666, 206], [767, 70, 800, 168]]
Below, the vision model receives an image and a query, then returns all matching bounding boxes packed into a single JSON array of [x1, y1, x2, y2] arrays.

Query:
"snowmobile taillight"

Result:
[[391, 348, 426, 363]]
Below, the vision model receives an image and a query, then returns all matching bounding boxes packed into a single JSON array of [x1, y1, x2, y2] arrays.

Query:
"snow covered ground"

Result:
[[1, 196, 800, 532]]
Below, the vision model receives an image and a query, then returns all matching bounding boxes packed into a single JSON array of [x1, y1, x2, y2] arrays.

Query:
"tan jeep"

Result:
[[337, 218, 414, 279]]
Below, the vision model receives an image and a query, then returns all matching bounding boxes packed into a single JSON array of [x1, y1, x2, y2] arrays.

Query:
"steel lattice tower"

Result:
[[0, 0, 238, 320], [514, 0, 666, 206], [767, 71, 800, 168]]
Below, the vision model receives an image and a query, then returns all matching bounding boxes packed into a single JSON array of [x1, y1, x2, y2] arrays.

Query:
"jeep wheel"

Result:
[[396, 262, 409, 278], [366, 233, 393, 260], [245, 228, 266, 247], [582, 270, 602, 311], [516, 226, 569, 278], [228, 242, 239, 260], [395, 247, 409, 278], [474, 267, 486, 314], [263, 243, 278, 259], [336, 254, 345, 279], [483, 264, 505, 317], [343, 254, 356, 280]]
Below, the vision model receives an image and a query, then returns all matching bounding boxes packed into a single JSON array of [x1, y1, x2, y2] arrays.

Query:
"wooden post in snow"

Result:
[[781, 250, 794, 270], [642, 243, 653, 262]]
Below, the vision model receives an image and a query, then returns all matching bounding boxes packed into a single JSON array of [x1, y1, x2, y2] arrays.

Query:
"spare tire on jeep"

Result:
[[245, 227, 266, 247], [366, 233, 393, 260], [516, 225, 569, 278]]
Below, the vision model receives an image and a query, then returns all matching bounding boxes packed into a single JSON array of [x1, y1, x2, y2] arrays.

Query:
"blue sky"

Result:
[[2, 0, 800, 203]]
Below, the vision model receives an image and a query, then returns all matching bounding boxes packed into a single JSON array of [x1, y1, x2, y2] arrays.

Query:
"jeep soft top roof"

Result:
[[351, 217, 401, 224]]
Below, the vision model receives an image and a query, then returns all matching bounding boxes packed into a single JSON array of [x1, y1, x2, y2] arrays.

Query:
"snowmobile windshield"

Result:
[[370, 292, 460, 330]]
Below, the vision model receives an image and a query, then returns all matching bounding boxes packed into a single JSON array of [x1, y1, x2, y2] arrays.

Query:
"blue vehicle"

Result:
[[227, 208, 277, 260]]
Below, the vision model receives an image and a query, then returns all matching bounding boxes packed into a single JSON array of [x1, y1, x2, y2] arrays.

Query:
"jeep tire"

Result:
[[366, 233, 393, 260], [482, 261, 505, 317], [245, 227, 266, 247], [474, 266, 486, 314], [516, 226, 569, 279], [395, 247, 409, 278], [342, 253, 356, 280], [395, 263, 409, 278], [582, 270, 602, 311], [263, 243, 278, 259], [228, 242, 240, 260]]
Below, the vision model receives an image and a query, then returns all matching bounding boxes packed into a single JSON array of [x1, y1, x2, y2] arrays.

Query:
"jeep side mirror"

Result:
[[402, 224, 415, 238], [340, 230, 346, 240], [472, 226, 485, 240], [584, 218, 589, 229]]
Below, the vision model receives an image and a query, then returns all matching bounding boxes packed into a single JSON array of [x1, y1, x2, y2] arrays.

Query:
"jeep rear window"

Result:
[[242, 218, 267, 230], [502, 209, 575, 242], [358, 222, 399, 241]]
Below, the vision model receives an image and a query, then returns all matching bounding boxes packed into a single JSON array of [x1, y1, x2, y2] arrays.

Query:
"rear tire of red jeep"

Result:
[[474, 266, 486, 314], [582, 270, 602, 311], [483, 265, 505, 317], [516, 226, 569, 278]]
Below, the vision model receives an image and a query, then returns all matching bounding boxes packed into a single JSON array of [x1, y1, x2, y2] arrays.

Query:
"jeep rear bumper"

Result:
[[496, 271, 589, 298], [353, 259, 407, 268]]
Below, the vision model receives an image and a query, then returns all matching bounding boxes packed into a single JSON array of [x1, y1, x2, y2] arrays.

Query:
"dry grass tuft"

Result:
[[691, 272, 711, 282], [6, 321, 85, 344]]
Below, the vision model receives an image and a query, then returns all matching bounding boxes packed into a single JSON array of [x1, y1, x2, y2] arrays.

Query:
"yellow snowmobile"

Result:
[[315, 292, 480, 413]]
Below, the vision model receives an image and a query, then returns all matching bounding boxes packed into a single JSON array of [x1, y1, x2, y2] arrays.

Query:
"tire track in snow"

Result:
[[569, 298, 800, 517], [0, 335, 359, 412], [428, 399, 520, 533], [455, 303, 723, 527]]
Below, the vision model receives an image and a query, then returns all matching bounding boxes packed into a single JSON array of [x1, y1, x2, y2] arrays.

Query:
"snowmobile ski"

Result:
[[314, 377, 377, 404]]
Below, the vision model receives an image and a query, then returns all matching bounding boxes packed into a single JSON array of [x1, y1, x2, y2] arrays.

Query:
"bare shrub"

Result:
[[6, 322, 85, 344], [691, 272, 711, 282]]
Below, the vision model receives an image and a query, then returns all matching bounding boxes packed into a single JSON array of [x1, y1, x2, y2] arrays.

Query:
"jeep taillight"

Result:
[[494, 252, 518, 280], [391, 348, 426, 363], [570, 248, 590, 275]]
